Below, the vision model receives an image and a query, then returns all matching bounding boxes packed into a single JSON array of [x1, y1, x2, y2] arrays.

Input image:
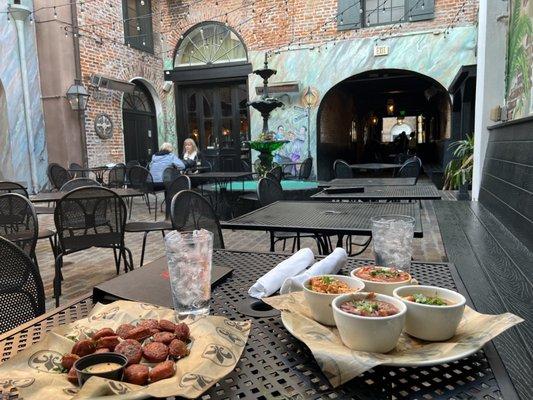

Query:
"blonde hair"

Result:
[[159, 142, 174, 152], [183, 138, 198, 154]]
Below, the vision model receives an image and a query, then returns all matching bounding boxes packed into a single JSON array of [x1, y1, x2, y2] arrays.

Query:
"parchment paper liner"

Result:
[[0, 300, 251, 399], [264, 292, 523, 387]]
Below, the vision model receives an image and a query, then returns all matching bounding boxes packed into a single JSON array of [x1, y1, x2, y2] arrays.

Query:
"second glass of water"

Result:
[[164, 229, 213, 316], [371, 215, 415, 274]]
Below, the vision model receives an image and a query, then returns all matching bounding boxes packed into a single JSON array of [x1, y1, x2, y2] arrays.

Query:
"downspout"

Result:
[[9, 3, 39, 194], [70, 0, 89, 168]]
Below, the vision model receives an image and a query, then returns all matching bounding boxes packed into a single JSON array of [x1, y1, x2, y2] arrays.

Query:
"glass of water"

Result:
[[371, 215, 415, 274], [164, 229, 213, 316]]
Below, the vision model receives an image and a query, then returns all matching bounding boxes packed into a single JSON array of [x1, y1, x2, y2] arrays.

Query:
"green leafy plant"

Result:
[[444, 135, 474, 190], [505, 0, 533, 116]]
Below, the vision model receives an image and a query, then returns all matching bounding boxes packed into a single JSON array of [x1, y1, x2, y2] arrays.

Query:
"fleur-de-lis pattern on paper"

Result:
[[27, 351, 63, 373], [223, 319, 251, 332], [89, 306, 119, 321], [180, 373, 214, 390], [202, 344, 235, 366], [0, 378, 34, 389], [108, 380, 131, 394], [216, 327, 245, 346]]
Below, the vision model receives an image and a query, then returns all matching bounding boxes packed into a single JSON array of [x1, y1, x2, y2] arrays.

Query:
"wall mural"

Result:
[[506, 0, 533, 119], [247, 26, 477, 169]]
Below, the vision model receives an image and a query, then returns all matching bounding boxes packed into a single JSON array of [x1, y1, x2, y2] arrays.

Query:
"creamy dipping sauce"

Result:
[[83, 362, 122, 373]]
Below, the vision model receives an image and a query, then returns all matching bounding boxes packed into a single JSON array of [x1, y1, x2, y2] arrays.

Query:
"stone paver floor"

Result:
[[35, 193, 447, 311]]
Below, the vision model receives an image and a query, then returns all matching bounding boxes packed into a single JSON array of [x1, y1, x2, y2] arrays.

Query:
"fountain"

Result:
[[247, 54, 286, 175]]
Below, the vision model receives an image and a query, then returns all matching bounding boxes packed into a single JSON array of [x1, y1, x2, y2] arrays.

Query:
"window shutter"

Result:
[[408, 0, 435, 22], [337, 0, 361, 31]]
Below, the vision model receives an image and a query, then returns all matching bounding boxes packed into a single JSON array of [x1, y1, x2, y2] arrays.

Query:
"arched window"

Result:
[[174, 22, 247, 68], [122, 84, 155, 114]]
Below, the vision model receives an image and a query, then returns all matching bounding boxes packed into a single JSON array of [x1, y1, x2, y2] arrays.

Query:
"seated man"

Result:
[[149, 142, 185, 190]]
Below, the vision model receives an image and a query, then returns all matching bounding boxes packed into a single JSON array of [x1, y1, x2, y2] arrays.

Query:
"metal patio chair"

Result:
[[397, 156, 422, 183], [53, 187, 133, 306], [257, 177, 318, 253], [69, 162, 87, 178], [107, 163, 126, 188], [298, 157, 313, 180], [128, 166, 160, 220], [47, 163, 72, 190], [170, 190, 225, 249], [124, 176, 191, 267], [266, 165, 283, 183], [0, 236, 45, 334], [0, 193, 57, 264], [333, 159, 353, 179], [60, 177, 101, 192], [0, 181, 54, 215]]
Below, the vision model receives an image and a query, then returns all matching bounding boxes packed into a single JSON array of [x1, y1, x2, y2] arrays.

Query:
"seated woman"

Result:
[[149, 142, 185, 190], [182, 138, 200, 170]]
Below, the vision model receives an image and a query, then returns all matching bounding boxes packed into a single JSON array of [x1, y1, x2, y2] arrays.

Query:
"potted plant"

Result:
[[444, 135, 474, 200]]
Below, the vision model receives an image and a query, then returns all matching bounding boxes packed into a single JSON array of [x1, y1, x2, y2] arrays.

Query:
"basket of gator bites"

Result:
[[0, 301, 251, 400]]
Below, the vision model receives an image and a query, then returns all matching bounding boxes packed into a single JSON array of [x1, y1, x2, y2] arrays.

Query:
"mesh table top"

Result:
[[222, 201, 423, 237], [187, 172, 253, 180], [30, 188, 144, 203], [349, 163, 403, 170], [320, 178, 417, 187], [0, 250, 514, 399], [312, 185, 441, 200]]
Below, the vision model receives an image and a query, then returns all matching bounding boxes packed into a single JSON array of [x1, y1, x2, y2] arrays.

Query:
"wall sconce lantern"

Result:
[[386, 99, 395, 116], [66, 79, 89, 111], [371, 115, 379, 125]]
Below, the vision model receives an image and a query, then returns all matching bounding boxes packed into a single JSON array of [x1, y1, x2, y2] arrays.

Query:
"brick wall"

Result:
[[79, 0, 478, 166]]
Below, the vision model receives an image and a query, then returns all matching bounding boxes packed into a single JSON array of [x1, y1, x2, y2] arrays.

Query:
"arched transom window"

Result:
[[174, 23, 247, 68], [122, 84, 155, 114]]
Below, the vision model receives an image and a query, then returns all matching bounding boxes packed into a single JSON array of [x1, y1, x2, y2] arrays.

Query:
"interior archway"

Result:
[[0, 80, 13, 180], [316, 69, 452, 180]]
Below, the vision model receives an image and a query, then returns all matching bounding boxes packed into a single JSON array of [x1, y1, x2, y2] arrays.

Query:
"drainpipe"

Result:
[[70, 0, 89, 168], [9, 3, 39, 194]]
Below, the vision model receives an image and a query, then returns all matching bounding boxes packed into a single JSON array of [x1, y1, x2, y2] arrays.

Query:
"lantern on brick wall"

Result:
[[66, 79, 89, 111]]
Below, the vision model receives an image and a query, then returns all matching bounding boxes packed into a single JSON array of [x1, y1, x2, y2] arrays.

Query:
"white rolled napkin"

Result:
[[248, 248, 314, 299], [280, 247, 348, 294]]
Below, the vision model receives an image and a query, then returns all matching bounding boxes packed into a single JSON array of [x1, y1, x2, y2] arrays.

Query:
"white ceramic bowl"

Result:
[[350, 266, 417, 296], [302, 275, 365, 326], [332, 292, 406, 353], [393, 285, 466, 341]]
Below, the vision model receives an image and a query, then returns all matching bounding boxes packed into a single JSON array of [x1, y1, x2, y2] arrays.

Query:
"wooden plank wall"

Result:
[[481, 116, 533, 250]]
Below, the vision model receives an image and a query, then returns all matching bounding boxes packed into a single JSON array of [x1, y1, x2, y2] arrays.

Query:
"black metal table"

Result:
[[0, 250, 517, 399], [312, 185, 441, 201], [222, 201, 422, 253], [30, 188, 143, 203], [320, 177, 417, 187], [349, 163, 402, 171]]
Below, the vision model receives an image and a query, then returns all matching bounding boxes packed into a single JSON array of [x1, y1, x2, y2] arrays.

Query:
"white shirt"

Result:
[[183, 151, 197, 161]]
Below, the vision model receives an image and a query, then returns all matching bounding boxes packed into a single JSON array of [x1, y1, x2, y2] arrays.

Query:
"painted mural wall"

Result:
[[0, 0, 48, 190], [506, 0, 533, 119], [247, 26, 477, 170]]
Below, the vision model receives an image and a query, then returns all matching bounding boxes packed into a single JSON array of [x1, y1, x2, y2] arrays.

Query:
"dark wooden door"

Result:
[[122, 83, 158, 166], [177, 82, 249, 170]]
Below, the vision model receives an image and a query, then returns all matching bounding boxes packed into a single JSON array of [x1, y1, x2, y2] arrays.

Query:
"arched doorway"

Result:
[[316, 69, 451, 180], [122, 80, 158, 166], [0, 80, 13, 180], [167, 22, 252, 171]]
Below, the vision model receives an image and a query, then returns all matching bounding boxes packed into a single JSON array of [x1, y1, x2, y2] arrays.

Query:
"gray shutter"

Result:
[[407, 0, 435, 22], [337, 0, 361, 31]]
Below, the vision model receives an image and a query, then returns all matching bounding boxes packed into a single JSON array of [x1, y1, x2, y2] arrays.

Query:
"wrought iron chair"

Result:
[[69, 162, 87, 178], [0, 192, 56, 260], [257, 177, 317, 252], [128, 166, 160, 220], [53, 187, 133, 306], [0, 236, 45, 334], [298, 157, 313, 180], [124, 176, 190, 267], [0, 180, 54, 215], [107, 163, 126, 188], [333, 159, 353, 179], [47, 163, 71, 190], [60, 177, 101, 192], [397, 157, 422, 183], [170, 190, 225, 249], [267, 166, 283, 183]]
